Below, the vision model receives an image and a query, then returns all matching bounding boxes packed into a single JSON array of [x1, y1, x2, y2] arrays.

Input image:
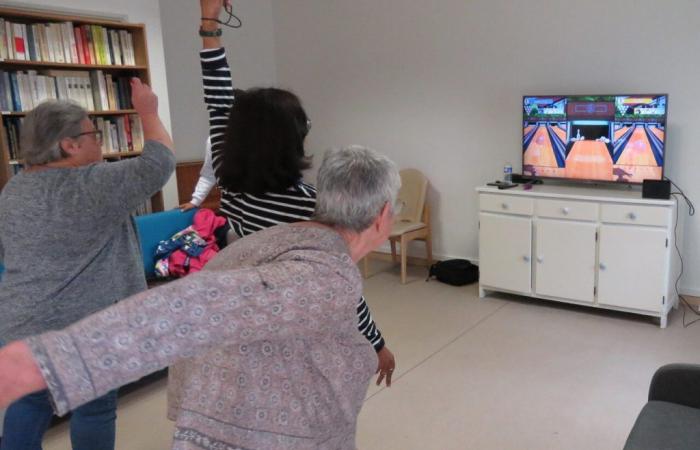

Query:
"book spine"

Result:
[[123, 109, 133, 151], [4, 72, 13, 111], [81, 26, 92, 64], [0, 19, 6, 60], [61, 23, 72, 64], [5, 21, 14, 60], [67, 23, 78, 64], [13, 23, 25, 60], [74, 27, 84, 64], [52, 23, 64, 63], [25, 24, 35, 61], [111, 30, 122, 65], [9, 72, 20, 111]]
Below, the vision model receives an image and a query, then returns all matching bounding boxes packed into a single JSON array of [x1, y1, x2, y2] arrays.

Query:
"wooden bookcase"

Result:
[[0, 6, 163, 212]]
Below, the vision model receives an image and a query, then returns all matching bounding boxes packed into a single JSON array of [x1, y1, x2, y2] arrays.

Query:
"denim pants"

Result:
[[0, 389, 117, 450]]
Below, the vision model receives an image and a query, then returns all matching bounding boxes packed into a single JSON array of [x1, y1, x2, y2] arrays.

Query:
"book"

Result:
[[84, 25, 96, 65], [91, 25, 102, 64], [5, 21, 14, 60], [9, 72, 20, 111], [12, 23, 25, 61], [59, 23, 72, 64], [104, 74, 114, 110], [0, 71, 8, 111], [0, 19, 6, 59], [66, 23, 78, 64], [74, 27, 85, 64], [25, 25, 36, 61], [3, 72, 12, 111], [110, 30, 122, 65]]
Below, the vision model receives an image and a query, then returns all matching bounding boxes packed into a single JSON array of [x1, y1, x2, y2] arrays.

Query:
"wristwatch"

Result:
[[199, 27, 222, 37]]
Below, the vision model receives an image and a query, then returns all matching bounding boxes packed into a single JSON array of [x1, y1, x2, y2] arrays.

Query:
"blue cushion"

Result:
[[134, 208, 197, 278]]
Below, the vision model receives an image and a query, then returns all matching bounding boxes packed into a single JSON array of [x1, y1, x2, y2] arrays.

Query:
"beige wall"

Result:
[[271, 0, 700, 294], [159, 0, 276, 164]]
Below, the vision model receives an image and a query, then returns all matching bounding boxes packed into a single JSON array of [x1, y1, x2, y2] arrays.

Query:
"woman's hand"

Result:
[[375, 346, 396, 387], [200, 0, 228, 20], [0, 341, 47, 409], [130, 78, 158, 117], [179, 202, 198, 211]]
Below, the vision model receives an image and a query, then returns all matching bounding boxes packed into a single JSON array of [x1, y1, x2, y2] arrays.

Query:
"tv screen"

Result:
[[522, 95, 668, 184]]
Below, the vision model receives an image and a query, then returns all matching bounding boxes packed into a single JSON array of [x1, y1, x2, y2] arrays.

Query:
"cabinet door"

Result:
[[598, 225, 668, 312], [534, 219, 597, 303], [479, 213, 532, 293]]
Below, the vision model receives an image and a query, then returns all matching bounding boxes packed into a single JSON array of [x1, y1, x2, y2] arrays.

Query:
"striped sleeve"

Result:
[[200, 47, 235, 179], [357, 296, 385, 352]]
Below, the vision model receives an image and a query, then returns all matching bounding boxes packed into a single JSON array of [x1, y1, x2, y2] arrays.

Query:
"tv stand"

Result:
[[477, 184, 679, 327]]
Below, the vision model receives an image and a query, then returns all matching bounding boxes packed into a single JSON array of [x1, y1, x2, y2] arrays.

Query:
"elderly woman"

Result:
[[0, 79, 175, 450], [0, 145, 400, 449]]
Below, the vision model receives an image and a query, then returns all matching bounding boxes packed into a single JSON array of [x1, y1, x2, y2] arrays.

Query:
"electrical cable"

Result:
[[665, 176, 698, 327]]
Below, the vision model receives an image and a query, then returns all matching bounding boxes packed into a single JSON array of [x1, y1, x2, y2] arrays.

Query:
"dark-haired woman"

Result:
[[190, 0, 394, 384]]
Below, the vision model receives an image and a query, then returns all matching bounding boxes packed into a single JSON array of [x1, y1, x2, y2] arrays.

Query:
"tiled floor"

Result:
[[41, 262, 700, 449]]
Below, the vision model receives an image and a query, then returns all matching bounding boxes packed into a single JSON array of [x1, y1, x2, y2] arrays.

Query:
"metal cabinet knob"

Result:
[[523, 255, 531, 262], [599, 263, 607, 270], [562, 207, 570, 215], [628, 212, 637, 220], [536, 256, 544, 263], [501, 203, 509, 210]]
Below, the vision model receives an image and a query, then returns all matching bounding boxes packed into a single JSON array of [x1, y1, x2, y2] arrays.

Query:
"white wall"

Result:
[[1, 0, 179, 207], [159, 0, 276, 163], [271, 0, 700, 293]]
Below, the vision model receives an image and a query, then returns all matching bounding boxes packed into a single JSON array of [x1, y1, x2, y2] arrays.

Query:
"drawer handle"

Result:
[[523, 255, 531, 262], [536, 256, 544, 263], [599, 263, 607, 271], [501, 203, 509, 210], [562, 207, 570, 215], [628, 212, 637, 220]]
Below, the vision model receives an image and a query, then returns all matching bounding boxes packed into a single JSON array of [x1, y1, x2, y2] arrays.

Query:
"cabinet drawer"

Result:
[[480, 194, 533, 216], [601, 204, 670, 227], [536, 199, 598, 221]]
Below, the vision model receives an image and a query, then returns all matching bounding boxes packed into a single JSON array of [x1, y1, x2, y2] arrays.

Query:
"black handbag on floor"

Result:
[[426, 259, 479, 286]]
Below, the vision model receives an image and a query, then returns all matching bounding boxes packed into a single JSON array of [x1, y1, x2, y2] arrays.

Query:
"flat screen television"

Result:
[[522, 94, 668, 184]]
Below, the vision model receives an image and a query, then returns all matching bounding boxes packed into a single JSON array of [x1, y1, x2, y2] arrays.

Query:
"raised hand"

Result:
[[200, 0, 227, 20], [130, 77, 158, 117]]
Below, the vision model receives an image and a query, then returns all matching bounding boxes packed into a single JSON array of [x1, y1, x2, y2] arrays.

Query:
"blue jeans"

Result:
[[1, 389, 117, 450]]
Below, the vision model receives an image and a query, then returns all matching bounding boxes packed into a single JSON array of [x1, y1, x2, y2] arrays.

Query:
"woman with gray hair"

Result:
[[0, 78, 175, 450], [0, 145, 400, 450]]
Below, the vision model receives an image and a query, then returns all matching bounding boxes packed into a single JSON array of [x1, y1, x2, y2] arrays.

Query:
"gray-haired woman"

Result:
[[0, 78, 175, 450], [0, 145, 400, 450]]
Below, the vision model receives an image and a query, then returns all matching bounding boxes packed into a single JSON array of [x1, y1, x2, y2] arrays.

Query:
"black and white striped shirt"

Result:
[[201, 48, 384, 351]]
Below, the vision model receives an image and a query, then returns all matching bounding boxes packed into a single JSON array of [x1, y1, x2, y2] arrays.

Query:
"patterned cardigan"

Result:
[[27, 224, 377, 450]]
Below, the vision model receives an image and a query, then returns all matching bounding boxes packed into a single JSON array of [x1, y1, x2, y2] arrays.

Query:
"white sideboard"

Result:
[[477, 184, 680, 327]]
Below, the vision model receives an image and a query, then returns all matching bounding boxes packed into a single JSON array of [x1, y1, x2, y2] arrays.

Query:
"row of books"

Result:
[[0, 18, 136, 66], [3, 114, 144, 160], [0, 69, 133, 112], [95, 114, 144, 154]]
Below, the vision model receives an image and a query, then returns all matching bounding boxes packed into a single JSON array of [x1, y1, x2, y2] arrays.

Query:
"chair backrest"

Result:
[[395, 169, 428, 224], [134, 208, 197, 278]]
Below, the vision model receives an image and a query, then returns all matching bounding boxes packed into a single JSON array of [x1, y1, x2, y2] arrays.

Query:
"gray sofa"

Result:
[[624, 364, 700, 449]]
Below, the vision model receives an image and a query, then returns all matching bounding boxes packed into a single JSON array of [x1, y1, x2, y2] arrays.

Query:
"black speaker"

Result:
[[642, 179, 671, 200]]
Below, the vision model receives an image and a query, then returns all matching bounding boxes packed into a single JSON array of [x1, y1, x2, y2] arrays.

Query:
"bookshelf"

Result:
[[0, 6, 163, 213]]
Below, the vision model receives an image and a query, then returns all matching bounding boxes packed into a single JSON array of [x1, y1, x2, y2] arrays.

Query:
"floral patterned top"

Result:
[[26, 224, 377, 450]]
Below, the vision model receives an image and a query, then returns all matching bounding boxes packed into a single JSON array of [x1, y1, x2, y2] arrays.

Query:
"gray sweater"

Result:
[[0, 141, 175, 342]]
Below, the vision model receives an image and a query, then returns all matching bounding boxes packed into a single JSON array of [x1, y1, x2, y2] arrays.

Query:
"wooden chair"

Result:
[[364, 169, 433, 283]]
